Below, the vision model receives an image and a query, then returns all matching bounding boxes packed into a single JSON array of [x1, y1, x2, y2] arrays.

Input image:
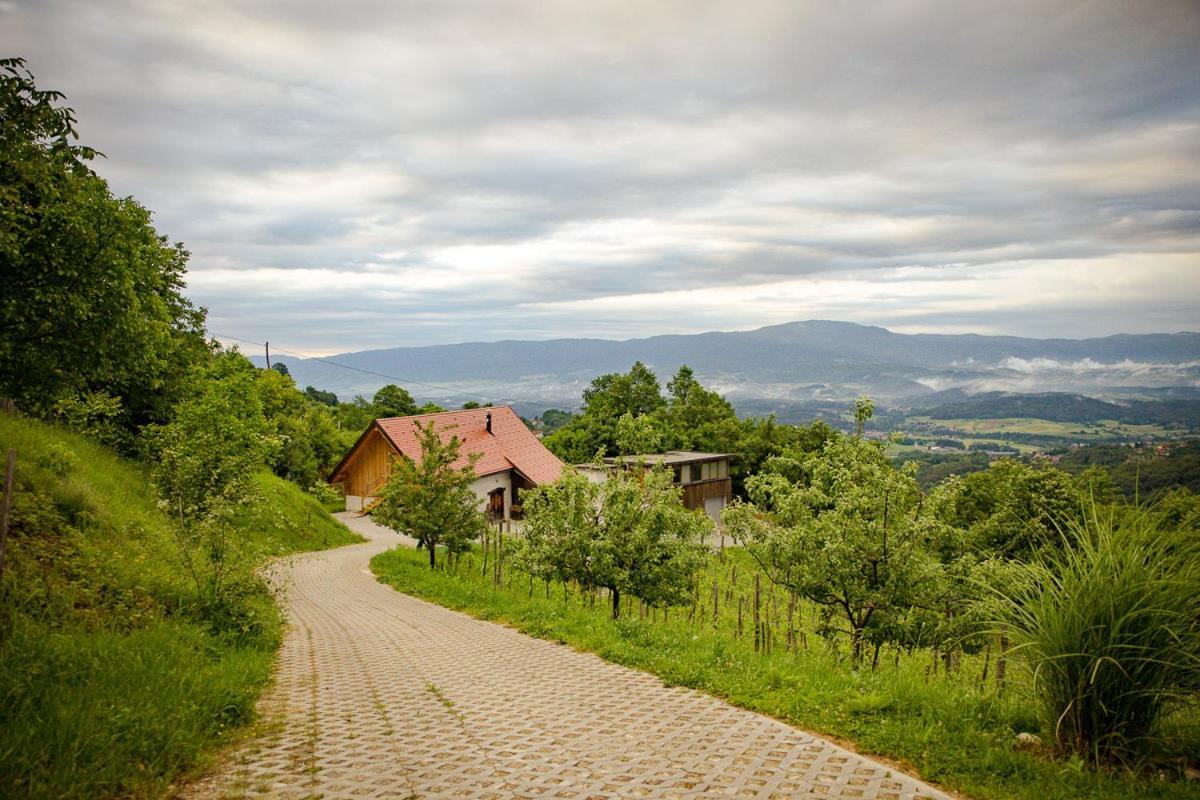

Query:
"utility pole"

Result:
[[265, 341, 271, 369]]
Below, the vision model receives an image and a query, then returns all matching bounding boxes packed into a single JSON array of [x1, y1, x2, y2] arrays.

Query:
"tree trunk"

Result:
[[428, 541, 436, 569], [611, 587, 621, 620]]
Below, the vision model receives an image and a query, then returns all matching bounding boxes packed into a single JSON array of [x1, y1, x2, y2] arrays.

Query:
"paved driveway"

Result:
[[187, 512, 952, 800]]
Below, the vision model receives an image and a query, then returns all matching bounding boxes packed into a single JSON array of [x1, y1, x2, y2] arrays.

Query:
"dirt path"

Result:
[[186, 512, 951, 800]]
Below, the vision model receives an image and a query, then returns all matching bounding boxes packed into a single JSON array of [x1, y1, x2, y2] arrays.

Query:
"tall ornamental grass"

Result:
[[988, 505, 1200, 767]]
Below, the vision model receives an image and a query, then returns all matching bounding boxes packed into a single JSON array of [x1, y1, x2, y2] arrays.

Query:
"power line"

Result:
[[211, 331, 578, 410]]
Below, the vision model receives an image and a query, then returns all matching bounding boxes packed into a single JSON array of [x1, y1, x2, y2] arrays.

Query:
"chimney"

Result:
[[485, 412, 492, 434]]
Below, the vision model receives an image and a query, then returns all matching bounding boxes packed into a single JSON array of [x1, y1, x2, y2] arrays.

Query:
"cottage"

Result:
[[328, 406, 564, 519], [578, 451, 734, 523]]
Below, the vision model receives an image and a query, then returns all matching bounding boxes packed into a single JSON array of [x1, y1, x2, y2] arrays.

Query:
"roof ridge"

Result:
[[375, 405, 514, 423]]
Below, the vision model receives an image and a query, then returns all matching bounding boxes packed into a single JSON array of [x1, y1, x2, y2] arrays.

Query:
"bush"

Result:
[[985, 504, 1200, 767]]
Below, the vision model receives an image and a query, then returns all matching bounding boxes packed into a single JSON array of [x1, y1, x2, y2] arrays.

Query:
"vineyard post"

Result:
[[712, 580, 719, 629], [753, 574, 761, 653], [0, 449, 14, 582]]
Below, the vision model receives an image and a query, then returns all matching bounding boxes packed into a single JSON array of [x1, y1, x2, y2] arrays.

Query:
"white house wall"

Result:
[[470, 471, 513, 519]]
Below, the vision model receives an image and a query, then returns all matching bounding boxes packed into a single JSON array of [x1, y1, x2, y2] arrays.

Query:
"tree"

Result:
[[546, 362, 667, 460], [371, 384, 418, 418], [942, 458, 1081, 561], [725, 434, 940, 665], [854, 395, 874, 438], [148, 351, 273, 606], [0, 58, 208, 433], [304, 385, 339, 407], [270, 362, 291, 377], [373, 421, 486, 569], [520, 466, 711, 619], [662, 365, 741, 452], [616, 412, 663, 456]]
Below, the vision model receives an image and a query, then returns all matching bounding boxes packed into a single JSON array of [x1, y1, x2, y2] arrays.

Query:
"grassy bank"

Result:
[[0, 414, 361, 799], [373, 543, 1200, 800]]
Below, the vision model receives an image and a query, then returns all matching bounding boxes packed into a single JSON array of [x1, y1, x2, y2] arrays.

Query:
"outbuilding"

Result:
[[577, 451, 734, 523]]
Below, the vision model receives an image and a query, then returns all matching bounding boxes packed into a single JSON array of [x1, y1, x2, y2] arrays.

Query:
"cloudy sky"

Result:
[[5, 0, 1199, 354]]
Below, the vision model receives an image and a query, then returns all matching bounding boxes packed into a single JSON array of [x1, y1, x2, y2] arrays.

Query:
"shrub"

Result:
[[984, 504, 1200, 767]]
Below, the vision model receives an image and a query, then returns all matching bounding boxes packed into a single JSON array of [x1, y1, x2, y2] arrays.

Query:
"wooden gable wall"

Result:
[[339, 427, 398, 497]]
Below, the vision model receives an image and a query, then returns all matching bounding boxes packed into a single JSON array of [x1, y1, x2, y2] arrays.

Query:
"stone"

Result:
[[1015, 732, 1043, 750]]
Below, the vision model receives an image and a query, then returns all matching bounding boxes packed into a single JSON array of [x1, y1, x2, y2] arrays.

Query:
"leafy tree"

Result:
[[148, 351, 273, 609], [615, 412, 663, 456], [941, 458, 1081, 561], [725, 434, 940, 664], [520, 466, 711, 618], [854, 395, 874, 437], [371, 384, 418, 418], [269, 362, 290, 377], [659, 365, 743, 455], [303, 385, 339, 406], [0, 58, 208, 433], [373, 421, 486, 569], [537, 408, 575, 434], [546, 362, 666, 460]]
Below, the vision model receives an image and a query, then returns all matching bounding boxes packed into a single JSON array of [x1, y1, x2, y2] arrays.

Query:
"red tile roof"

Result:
[[372, 406, 564, 485]]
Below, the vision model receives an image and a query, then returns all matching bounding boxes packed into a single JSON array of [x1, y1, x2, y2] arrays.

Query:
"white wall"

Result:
[[575, 465, 610, 484], [470, 471, 513, 519], [703, 495, 726, 524]]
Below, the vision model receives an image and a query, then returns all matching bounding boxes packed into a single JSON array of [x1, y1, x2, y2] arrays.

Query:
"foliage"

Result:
[[615, 411, 663, 455], [939, 458, 1081, 561], [726, 434, 943, 664], [519, 466, 711, 618], [373, 420, 486, 568], [542, 362, 834, 497], [254, 365, 343, 487], [148, 352, 271, 525], [0, 413, 358, 799], [982, 504, 1200, 767], [854, 395, 874, 437], [536, 408, 575, 434], [304, 385, 339, 406], [0, 59, 209, 434], [1055, 440, 1200, 500], [269, 361, 290, 377], [371, 383, 418, 418], [373, 541, 1200, 800]]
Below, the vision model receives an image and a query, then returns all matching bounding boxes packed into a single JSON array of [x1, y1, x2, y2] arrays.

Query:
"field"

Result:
[[372, 542, 1200, 800], [0, 414, 362, 799], [886, 416, 1186, 459]]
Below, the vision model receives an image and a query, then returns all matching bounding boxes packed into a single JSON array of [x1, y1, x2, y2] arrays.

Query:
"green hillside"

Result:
[[0, 413, 361, 799]]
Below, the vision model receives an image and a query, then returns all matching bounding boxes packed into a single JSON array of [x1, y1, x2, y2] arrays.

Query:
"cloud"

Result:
[[3, 0, 1198, 353]]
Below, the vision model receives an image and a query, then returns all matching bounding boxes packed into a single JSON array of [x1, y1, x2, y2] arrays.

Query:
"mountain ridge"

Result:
[[254, 320, 1200, 412]]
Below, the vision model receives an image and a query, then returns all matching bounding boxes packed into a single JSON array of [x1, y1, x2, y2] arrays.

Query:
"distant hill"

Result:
[[257, 320, 1200, 417], [920, 392, 1200, 426]]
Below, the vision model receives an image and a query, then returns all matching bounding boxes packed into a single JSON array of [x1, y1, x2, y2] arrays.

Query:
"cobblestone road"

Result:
[[187, 513, 952, 800]]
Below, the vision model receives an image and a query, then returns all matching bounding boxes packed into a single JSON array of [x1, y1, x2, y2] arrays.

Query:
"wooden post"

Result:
[[753, 574, 762, 653], [265, 341, 271, 369], [493, 521, 502, 587], [787, 592, 796, 652], [712, 580, 719, 629], [0, 450, 13, 582]]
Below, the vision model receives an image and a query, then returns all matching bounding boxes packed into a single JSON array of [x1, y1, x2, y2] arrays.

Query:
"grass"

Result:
[[372, 543, 1200, 800], [0, 413, 361, 799], [986, 505, 1200, 768]]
